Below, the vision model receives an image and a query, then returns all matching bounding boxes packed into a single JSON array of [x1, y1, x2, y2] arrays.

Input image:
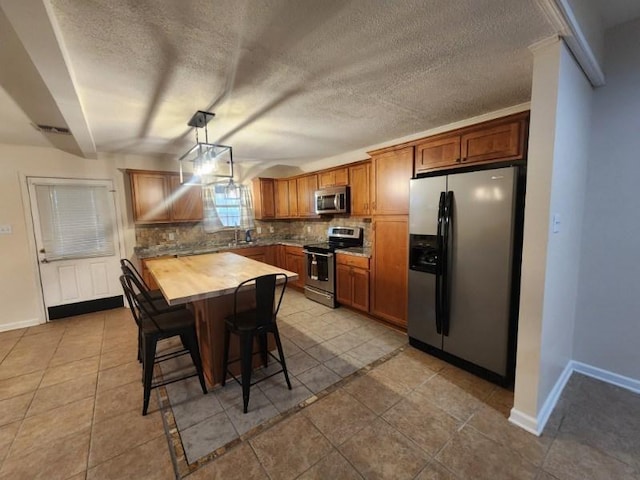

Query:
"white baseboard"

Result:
[[509, 359, 574, 436], [510, 360, 640, 436], [572, 361, 640, 395], [508, 409, 539, 435], [0, 318, 43, 333]]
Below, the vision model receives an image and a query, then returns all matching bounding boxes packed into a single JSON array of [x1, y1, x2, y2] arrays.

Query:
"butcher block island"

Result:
[[145, 252, 298, 386]]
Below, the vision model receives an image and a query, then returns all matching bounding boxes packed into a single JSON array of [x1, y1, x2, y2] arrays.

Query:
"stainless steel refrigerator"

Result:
[[408, 166, 523, 384]]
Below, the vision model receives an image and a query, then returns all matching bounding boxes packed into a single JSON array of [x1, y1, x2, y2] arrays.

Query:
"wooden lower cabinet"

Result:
[[229, 246, 267, 264], [336, 253, 370, 312], [370, 216, 408, 328], [284, 246, 305, 288]]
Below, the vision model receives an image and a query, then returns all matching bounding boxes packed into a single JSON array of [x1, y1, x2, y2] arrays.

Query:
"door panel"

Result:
[[90, 263, 110, 295], [58, 266, 80, 302], [443, 167, 516, 376], [28, 178, 123, 316], [409, 176, 446, 235], [408, 269, 440, 348]]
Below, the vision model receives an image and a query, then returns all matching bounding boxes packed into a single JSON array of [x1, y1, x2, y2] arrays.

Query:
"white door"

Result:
[[27, 177, 123, 319]]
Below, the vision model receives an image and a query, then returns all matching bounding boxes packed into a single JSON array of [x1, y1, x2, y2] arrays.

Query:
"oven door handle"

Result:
[[303, 250, 333, 257]]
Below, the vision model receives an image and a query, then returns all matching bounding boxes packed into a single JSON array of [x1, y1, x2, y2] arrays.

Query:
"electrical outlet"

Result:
[[256, 227, 262, 234], [168, 232, 175, 241], [269, 226, 274, 233], [307, 226, 311, 233], [0, 224, 12, 235]]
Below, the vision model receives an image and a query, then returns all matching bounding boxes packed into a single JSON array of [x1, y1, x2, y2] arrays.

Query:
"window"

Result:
[[203, 182, 255, 232], [34, 184, 116, 261]]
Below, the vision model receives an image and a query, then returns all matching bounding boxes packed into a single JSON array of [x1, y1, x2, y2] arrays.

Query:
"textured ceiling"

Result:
[[5, 1, 562, 165]]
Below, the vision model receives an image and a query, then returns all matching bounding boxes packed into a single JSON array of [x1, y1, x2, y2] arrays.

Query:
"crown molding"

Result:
[[535, 0, 606, 87]]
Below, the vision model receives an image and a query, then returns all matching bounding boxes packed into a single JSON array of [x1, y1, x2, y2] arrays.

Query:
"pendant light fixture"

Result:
[[178, 110, 234, 185]]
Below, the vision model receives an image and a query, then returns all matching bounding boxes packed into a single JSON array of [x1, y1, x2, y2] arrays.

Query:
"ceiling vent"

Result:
[[32, 123, 72, 135]]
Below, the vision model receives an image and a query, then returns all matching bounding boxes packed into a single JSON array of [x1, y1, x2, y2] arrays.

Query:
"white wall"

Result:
[[537, 39, 592, 404], [0, 145, 173, 330], [573, 18, 640, 381], [511, 37, 593, 433]]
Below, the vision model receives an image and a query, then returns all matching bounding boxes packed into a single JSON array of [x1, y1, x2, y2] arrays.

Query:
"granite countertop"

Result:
[[335, 247, 372, 258], [135, 239, 371, 259], [136, 239, 308, 259]]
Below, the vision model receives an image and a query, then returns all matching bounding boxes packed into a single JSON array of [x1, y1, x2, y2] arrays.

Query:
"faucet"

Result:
[[234, 227, 239, 245]]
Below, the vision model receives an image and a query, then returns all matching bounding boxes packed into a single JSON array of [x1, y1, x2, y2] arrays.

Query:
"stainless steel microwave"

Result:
[[314, 186, 350, 214]]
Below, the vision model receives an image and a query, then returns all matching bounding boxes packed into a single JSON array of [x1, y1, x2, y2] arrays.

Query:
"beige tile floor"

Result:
[[0, 293, 638, 479]]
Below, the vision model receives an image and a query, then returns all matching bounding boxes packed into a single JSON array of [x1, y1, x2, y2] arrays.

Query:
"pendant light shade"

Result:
[[178, 110, 234, 185]]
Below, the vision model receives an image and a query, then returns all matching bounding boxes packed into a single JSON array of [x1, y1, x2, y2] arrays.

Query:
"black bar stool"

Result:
[[120, 259, 165, 301], [120, 273, 207, 415], [221, 273, 291, 413]]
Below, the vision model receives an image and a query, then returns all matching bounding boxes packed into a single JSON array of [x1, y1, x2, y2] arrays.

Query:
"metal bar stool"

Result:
[[221, 273, 291, 413], [120, 273, 207, 415]]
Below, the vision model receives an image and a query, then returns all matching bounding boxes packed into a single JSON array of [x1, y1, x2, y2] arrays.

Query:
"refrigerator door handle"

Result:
[[435, 191, 446, 334], [442, 190, 454, 336]]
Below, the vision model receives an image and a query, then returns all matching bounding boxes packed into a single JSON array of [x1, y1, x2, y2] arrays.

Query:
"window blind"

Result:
[[35, 184, 115, 261]]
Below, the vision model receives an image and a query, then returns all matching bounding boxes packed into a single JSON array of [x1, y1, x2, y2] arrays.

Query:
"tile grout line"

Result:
[[84, 313, 107, 478]]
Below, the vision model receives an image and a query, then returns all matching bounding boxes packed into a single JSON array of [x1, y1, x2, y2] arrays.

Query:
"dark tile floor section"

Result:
[[0, 292, 638, 479], [161, 288, 407, 464]]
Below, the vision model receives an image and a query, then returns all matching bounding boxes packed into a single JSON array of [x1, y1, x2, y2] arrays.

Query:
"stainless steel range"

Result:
[[303, 226, 363, 308]]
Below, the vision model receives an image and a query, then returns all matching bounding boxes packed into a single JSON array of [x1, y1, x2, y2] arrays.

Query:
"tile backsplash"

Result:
[[135, 217, 372, 250]]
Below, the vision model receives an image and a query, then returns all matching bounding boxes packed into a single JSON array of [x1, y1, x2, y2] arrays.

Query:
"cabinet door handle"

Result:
[[455, 158, 461, 163]]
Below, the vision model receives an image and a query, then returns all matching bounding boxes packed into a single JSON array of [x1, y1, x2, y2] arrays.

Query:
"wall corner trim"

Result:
[[508, 409, 540, 436], [510, 359, 574, 436], [0, 318, 43, 333]]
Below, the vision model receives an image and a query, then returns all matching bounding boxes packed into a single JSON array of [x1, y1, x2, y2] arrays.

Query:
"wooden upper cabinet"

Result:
[[318, 167, 349, 188], [131, 172, 171, 223], [296, 174, 318, 217], [252, 178, 276, 220], [413, 113, 529, 173], [274, 179, 290, 218], [461, 120, 524, 164], [169, 176, 203, 221], [370, 146, 414, 215], [349, 162, 370, 216], [129, 170, 203, 224], [415, 136, 461, 173], [288, 179, 299, 217]]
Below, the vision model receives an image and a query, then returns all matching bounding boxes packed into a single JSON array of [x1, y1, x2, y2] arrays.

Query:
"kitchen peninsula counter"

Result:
[[145, 252, 298, 385]]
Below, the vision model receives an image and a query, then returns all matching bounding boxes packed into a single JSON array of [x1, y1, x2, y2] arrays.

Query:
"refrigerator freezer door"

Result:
[[443, 167, 516, 376], [408, 269, 440, 348], [409, 176, 447, 235]]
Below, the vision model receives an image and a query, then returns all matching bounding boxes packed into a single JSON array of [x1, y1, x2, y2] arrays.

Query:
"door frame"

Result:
[[20, 174, 127, 323]]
